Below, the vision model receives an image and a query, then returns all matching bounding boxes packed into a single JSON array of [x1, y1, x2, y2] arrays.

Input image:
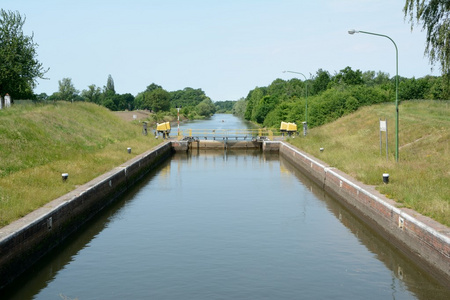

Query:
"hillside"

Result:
[[0, 102, 162, 227], [288, 100, 450, 226]]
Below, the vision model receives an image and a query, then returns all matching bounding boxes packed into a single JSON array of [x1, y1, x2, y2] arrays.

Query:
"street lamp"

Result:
[[283, 70, 308, 136], [348, 29, 399, 162]]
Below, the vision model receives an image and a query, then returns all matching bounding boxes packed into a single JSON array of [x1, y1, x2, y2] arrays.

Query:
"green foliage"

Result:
[[243, 66, 401, 129], [404, 0, 450, 78], [311, 69, 331, 95], [215, 100, 235, 113], [81, 85, 102, 104], [195, 98, 216, 117], [333, 66, 364, 85], [144, 88, 170, 112], [232, 98, 247, 117], [0, 9, 48, 98], [57, 78, 79, 102], [105, 74, 115, 94]]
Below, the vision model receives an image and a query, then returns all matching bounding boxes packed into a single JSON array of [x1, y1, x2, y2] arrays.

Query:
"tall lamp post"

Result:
[[348, 29, 399, 162], [283, 70, 308, 136]]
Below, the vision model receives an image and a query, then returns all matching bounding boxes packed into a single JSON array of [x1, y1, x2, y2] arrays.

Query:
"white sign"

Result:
[[380, 120, 387, 132]]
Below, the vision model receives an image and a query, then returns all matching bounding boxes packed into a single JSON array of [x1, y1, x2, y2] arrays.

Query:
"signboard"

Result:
[[379, 120, 387, 132], [379, 118, 388, 160]]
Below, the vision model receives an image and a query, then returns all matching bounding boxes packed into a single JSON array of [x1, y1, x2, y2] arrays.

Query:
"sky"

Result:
[[2, 0, 438, 101]]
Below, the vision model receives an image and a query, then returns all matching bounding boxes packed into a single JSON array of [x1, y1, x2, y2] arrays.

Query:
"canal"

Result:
[[1, 114, 449, 299]]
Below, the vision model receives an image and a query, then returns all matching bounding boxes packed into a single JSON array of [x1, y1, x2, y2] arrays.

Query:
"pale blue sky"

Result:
[[2, 0, 437, 101]]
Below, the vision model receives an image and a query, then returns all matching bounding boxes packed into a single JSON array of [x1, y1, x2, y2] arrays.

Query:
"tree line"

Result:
[[35, 75, 217, 119], [233, 67, 449, 129]]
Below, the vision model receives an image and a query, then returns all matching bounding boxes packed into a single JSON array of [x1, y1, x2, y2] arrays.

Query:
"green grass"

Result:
[[0, 102, 162, 227], [288, 100, 450, 226]]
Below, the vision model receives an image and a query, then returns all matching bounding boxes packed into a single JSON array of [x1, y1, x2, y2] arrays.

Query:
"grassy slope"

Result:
[[0, 102, 162, 227], [288, 100, 449, 226]]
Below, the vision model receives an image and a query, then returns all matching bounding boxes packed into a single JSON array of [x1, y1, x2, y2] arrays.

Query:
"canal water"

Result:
[[2, 114, 449, 299]]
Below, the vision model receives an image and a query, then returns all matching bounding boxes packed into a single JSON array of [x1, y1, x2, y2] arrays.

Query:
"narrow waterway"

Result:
[[1, 114, 449, 299]]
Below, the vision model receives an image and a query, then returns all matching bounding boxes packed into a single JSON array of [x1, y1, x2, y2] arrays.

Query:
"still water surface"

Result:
[[2, 114, 449, 299]]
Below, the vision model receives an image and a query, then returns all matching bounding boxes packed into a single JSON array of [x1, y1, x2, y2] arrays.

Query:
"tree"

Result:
[[333, 66, 364, 85], [105, 74, 115, 95], [195, 98, 216, 117], [0, 9, 48, 98], [144, 88, 170, 112], [58, 78, 79, 102], [312, 69, 331, 94], [404, 0, 450, 97], [404, 0, 450, 76], [81, 84, 101, 104]]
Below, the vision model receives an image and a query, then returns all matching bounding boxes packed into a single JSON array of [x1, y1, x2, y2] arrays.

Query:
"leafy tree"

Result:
[[170, 87, 208, 108], [81, 84, 102, 104], [195, 98, 216, 117], [145, 83, 162, 92], [333, 66, 364, 85], [404, 0, 450, 76], [215, 100, 235, 113], [253, 95, 278, 124], [105, 74, 115, 94], [147, 88, 170, 112], [58, 78, 79, 102], [0, 9, 48, 98], [112, 93, 134, 111], [311, 69, 331, 94], [232, 98, 247, 117]]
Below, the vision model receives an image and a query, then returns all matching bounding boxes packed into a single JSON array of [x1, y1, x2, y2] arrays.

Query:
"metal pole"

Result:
[[348, 29, 399, 162], [283, 71, 308, 135], [176, 106, 181, 137]]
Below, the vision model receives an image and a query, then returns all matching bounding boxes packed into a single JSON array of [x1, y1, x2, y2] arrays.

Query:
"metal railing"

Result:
[[174, 128, 296, 141]]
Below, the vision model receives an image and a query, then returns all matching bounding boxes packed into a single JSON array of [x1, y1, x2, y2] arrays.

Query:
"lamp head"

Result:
[[348, 29, 358, 35]]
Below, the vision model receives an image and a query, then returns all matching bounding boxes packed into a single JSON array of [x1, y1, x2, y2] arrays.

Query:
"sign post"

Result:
[[379, 119, 388, 160]]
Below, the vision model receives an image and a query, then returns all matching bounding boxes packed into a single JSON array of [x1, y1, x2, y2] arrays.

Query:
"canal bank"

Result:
[[0, 139, 449, 290], [0, 141, 173, 289], [276, 141, 450, 287]]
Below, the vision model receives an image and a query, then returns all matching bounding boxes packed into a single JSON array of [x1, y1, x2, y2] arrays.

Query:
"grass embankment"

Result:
[[288, 100, 449, 226], [0, 102, 162, 227]]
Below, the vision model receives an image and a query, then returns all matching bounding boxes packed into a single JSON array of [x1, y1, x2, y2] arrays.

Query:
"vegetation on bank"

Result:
[[0, 102, 162, 227], [234, 67, 449, 130], [287, 100, 449, 226]]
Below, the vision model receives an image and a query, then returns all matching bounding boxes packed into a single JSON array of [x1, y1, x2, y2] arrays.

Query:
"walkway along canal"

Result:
[[0, 114, 449, 299]]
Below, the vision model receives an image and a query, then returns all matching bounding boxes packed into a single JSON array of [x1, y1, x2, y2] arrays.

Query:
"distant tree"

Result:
[[58, 78, 79, 102], [105, 74, 115, 95], [215, 100, 235, 113], [196, 98, 216, 117], [0, 9, 48, 98], [233, 98, 247, 117], [36, 92, 48, 101], [81, 84, 102, 104], [112, 93, 134, 111], [145, 83, 162, 92], [333, 66, 364, 85], [311, 69, 331, 94], [147, 88, 170, 112]]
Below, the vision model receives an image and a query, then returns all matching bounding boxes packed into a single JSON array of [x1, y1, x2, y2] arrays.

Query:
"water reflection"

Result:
[[1, 115, 449, 299], [279, 156, 450, 299]]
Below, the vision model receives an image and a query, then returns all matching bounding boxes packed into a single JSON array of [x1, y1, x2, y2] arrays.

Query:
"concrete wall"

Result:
[[0, 142, 173, 289], [278, 141, 450, 286], [1, 139, 449, 288]]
